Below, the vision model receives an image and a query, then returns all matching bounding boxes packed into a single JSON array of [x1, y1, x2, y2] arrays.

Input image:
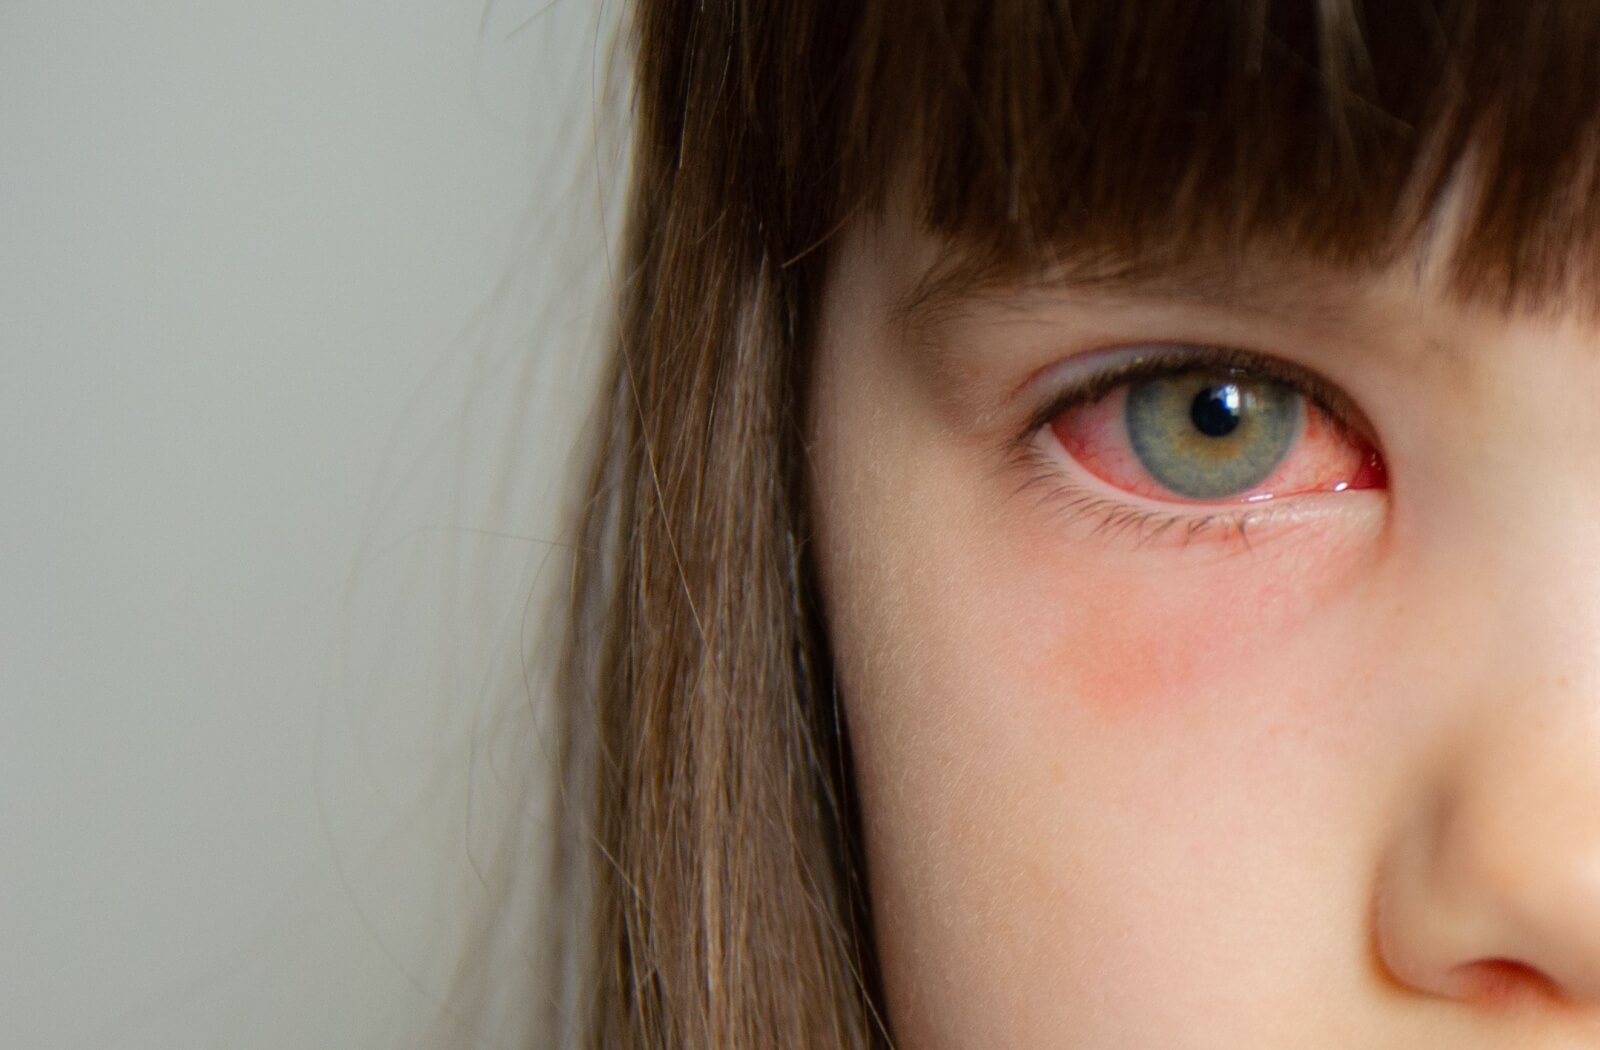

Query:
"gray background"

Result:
[[2, 2, 616, 1045]]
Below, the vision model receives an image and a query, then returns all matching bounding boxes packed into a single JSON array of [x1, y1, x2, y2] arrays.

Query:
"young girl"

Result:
[[548, 1, 1600, 1045]]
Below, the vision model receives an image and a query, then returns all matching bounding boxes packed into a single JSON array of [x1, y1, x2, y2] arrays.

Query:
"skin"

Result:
[[807, 211, 1600, 1048]]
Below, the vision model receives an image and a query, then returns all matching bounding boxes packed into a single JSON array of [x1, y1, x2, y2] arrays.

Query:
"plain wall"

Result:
[[1, 2, 617, 1045]]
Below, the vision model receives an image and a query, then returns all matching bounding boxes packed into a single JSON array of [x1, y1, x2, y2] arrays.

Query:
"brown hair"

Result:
[[558, 2, 1600, 1046]]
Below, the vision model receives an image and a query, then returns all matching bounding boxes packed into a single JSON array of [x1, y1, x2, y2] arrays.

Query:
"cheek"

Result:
[[1015, 520, 1378, 723], [816, 482, 1391, 1047]]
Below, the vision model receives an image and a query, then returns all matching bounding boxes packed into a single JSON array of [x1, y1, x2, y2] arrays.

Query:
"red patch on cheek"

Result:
[[1056, 575, 1250, 718], [1018, 539, 1359, 723]]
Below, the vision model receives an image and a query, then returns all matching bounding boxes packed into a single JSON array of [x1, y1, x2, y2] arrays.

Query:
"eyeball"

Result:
[[1050, 364, 1385, 504]]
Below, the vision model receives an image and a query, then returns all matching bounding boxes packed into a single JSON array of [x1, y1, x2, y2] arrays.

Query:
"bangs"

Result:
[[811, 1, 1600, 311]]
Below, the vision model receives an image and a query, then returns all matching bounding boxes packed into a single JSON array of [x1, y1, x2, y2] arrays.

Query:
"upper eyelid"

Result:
[[1013, 343, 1372, 448]]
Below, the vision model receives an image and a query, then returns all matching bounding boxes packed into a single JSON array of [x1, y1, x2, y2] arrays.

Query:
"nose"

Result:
[[1376, 709, 1600, 1006], [1373, 544, 1600, 1009]]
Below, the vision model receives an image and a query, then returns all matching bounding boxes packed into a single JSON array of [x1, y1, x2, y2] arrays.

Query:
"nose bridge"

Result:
[[1440, 372, 1600, 675], [1477, 496, 1600, 701]]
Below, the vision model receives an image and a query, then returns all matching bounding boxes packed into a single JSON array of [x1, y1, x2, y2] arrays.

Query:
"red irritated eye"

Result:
[[1049, 368, 1386, 504]]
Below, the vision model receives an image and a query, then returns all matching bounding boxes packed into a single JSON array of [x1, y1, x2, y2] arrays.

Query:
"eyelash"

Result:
[[1007, 344, 1377, 550]]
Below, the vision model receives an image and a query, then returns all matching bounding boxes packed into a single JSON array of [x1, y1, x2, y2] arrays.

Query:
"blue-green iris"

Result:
[[1124, 371, 1302, 499]]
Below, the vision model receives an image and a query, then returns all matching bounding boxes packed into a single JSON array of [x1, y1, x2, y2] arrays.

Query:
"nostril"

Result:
[[1450, 958, 1560, 1007]]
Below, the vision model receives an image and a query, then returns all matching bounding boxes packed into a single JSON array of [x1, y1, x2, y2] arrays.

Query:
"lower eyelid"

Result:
[[1014, 434, 1383, 553], [1022, 431, 1233, 521]]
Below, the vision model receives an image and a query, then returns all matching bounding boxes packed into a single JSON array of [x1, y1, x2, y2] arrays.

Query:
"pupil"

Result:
[[1190, 384, 1242, 438]]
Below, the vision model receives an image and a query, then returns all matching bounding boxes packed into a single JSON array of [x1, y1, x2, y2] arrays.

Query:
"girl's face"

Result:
[[808, 211, 1600, 1047]]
